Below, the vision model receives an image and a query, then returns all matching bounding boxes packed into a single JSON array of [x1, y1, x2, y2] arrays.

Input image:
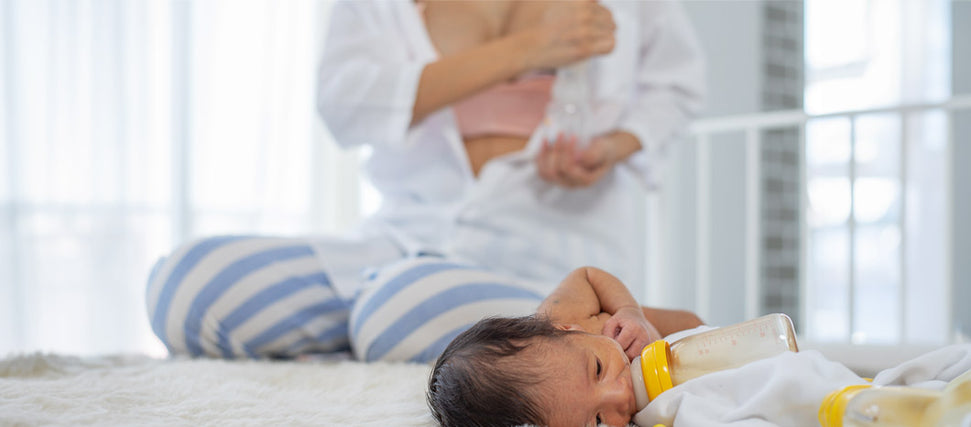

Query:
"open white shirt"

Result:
[[316, 0, 705, 291]]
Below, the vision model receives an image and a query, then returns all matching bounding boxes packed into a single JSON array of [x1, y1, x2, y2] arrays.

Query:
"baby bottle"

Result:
[[819, 371, 971, 427], [925, 370, 971, 426], [630, 313, 799, 411], [545, 61, 593, 148]]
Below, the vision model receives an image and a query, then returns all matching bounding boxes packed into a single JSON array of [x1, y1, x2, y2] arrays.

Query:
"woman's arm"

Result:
[[411, 1, 617, 124], [410, 35, 532, 125], [641, 307, 704, 337], [618, 1, 706, 185], [535, 1, 706, 188], [536, 130, 642, 188]]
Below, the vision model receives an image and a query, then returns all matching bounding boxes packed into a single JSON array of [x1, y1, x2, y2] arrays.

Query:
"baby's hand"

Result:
[[601, 306, 662, 361]]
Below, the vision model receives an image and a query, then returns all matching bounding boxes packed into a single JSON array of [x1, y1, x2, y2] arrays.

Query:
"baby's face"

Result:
[[539, 332, 636, 427]]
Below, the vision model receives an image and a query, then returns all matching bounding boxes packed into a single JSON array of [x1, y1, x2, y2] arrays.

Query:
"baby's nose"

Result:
[[601, 384, 634, 427], [604, 375, 632, 412]]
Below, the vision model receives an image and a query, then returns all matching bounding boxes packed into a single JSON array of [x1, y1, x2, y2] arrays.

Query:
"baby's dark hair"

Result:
[[426, 315, 571, 427]]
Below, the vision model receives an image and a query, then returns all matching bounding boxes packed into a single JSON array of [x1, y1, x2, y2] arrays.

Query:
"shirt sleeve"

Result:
[[619, 1, 706, 188], [316, 0, 428, 150]]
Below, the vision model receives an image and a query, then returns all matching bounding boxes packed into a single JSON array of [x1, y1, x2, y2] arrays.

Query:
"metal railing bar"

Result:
[[848, 114, 857, 343], [695, 134, 711, 321], [945, 110, 955, 342], [899, 113, 909, 342], [689, 94, 971, 136], [745, 128, 760, 320], [798, 122, 810, 337]]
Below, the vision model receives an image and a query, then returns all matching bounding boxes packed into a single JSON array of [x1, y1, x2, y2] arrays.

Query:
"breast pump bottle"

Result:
[[545, 61, 593, 149], [818, 370, 971, 427], [630, 313, 799, 411]]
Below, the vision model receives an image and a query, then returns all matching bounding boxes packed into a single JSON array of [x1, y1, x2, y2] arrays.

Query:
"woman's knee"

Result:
[[145, 235, 335, 357], [349, 257, 543, 363]]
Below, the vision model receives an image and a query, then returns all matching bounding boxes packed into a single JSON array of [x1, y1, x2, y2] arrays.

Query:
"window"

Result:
[[804, 0, 951, 344], [0, 0, 370, 356]]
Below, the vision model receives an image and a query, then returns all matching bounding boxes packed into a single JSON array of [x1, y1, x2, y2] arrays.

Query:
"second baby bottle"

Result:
[[818, 370, 971, 427], [630, 313, 799, 411]]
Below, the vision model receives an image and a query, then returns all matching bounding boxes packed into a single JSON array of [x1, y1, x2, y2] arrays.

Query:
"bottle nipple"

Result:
[[631, 356, 650, 411]]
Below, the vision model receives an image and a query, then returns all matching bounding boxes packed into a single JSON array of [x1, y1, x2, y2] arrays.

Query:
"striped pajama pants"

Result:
[[145, 236, 544, 362]]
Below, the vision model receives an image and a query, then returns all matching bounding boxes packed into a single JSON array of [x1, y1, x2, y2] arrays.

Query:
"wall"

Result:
[[759, 2, 803, 329], [654, 1, 762, 325]]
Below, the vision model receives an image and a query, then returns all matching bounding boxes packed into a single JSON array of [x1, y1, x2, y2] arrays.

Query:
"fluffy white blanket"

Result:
[[4, 347, 968, 426], [0, 353, 435, 426]]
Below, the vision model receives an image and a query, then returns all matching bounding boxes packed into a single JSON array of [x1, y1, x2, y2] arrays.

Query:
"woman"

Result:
[[146, 0, 705, 361]]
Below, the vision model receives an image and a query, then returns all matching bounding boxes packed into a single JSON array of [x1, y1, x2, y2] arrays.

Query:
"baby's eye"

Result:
[[596, 358, 602, 378], [596, 415, 602, 425]]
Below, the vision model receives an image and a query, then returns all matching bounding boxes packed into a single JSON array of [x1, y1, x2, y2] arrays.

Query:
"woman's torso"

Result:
[[419, 0, 553, 176], [352, 1, 646, 287]]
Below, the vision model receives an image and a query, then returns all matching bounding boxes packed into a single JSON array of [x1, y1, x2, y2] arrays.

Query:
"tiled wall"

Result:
[[759, 1, 804, 328]]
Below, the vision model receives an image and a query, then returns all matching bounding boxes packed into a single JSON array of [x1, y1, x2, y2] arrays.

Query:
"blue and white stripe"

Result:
[[146, 236, 350, 358], [349, 257, 545, 363]]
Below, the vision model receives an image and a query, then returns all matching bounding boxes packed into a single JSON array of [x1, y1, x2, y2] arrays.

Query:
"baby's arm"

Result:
[[538, 267, 662, 359], [539, 267, 637, 322], [641, 307, 704, 337]]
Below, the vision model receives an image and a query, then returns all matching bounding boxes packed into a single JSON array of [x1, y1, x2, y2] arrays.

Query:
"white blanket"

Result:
[[3, 346, 969, 427], [0, 353, 435, 426], [635, 344, 971, 427]]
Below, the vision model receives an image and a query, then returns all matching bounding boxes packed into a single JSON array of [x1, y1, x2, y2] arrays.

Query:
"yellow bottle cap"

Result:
[[639, 340, 674, 401], [818, 384, 872, 427]]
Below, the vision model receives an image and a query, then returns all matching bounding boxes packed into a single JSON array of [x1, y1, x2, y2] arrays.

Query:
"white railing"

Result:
[[658, 94, 971, 344]]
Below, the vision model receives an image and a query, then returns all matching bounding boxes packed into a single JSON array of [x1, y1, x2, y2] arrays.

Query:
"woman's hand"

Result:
[[518, 1, 616, 70], [536, 131, 641, 188], [601, 306, 663, 361]]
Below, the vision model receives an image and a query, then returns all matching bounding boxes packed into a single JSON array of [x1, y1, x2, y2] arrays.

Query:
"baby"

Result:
[[426, 267, 703, 427]]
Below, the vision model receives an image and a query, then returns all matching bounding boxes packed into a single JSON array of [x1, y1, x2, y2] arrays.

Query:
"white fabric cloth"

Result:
[[634, 344, 971, 427], [316, 0, 705, 289]]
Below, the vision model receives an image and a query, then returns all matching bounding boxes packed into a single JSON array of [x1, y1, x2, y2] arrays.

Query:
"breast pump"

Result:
[[545, 61, 593, 149], [629, 313, 800, 411]]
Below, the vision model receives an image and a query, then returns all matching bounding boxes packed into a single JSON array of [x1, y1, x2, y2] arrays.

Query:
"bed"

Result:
[[0, 352, 434, 426], [3, 345, 967, 426]]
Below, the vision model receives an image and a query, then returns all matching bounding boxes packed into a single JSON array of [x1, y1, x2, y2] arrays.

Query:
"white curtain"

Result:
[[0, 0, 362, 356]]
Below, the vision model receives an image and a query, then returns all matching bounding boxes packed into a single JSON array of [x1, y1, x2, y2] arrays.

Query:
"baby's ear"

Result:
[[553, 323, 584, 332]]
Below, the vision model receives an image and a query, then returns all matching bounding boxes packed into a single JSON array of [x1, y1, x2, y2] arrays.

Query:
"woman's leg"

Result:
[[145, 234, 401, 358], [349, 256, 547, 363]]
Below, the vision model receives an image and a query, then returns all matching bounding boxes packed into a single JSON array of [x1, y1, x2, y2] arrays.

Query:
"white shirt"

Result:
[[317, 0, 705, 291]]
